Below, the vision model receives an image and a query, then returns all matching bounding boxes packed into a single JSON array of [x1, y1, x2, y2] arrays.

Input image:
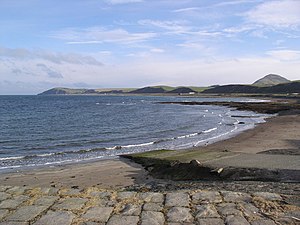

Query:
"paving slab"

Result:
[[0, 209, 9, 220], [34, 196, 59, 206], [195, 204, 220, 218], [138, 192, 164, 203], [250, 219, 276, 225], [0, 192, 11, 201], [106, 215, 139, 225], [0, 197, 27, 210], [141, 211, 165, 225], [7, 187, 27, 195], [5, 205, 48, 222], [119, 204, 141, 216], [253, 192, 282, 201], [167, 207, 194, 223], [117, 191, 137, 200], [52, 197, 88, 210], [225, 215, 250, 225], [143, 203, 163, 211], [33, 210, 75, 225], [221, 191, 252, 203], [217, 203, 243, 217], [197, 218, 224, 225], [165, 192, 190, 207], [82, 206, 113, 222], [192, 191, 222, 204]]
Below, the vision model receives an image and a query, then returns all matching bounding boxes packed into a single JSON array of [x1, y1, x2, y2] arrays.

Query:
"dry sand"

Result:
[[0, 114, 299, 189]]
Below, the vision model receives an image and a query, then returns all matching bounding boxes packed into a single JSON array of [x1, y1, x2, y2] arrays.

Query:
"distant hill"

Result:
[[38, 87, 133, 95], [38, 88, 88, 95], [203, 81, 300, 94], [129, 87, 166, 94], [253, 74, 290, 87], [167, 87, 195, 94], [38, 74, 298, 95]]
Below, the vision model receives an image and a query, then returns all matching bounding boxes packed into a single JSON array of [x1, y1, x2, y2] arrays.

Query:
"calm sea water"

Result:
[[0, 95, 269, 171]]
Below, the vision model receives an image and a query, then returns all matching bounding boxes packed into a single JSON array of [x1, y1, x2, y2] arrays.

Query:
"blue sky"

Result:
[[0, 0, 300, 94]]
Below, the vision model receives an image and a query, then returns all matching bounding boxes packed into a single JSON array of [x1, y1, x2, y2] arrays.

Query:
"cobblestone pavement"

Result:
[[0, 185, 299, 225]]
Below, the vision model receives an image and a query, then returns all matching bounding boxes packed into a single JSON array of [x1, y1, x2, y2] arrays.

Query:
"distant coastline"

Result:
[[38, 74, 300, 96]]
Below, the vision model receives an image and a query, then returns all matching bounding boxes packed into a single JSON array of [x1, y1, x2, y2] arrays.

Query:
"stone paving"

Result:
[[0, 185, 299, 225]]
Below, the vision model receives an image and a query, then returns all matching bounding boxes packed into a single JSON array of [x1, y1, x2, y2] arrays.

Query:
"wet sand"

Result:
[[0, 158, 154, 189], [0, 114, 299, 189]]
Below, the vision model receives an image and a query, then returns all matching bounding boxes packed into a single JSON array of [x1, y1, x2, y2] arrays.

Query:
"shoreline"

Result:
[[0, 98, 299, 192], [0, 112, 299, 190]]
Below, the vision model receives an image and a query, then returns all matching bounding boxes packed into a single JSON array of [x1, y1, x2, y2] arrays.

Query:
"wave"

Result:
[[177, 132, 200, 139], [0, 156, 25, 161], [194, 126, 238, 146], [202, 127, 217, 133], [106, 141, 156, 150]]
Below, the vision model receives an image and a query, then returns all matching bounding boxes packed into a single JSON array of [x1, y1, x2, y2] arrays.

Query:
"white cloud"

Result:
[[51, 27, 156, 45], [150, 48, 165, 53], [105, 0, 143, 4], [1, 48, 299, 94], [266, 49, 300, 61], [244, 0, 300, 28], [0, 46, 103, 65], [138, 19, 190, 34]]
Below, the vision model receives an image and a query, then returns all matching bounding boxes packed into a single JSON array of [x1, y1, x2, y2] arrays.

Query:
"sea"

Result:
[[0, 95, 270, 171]]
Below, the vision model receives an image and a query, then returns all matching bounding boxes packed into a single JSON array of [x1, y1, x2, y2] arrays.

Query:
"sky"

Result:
[[0, 0, 300, 94]]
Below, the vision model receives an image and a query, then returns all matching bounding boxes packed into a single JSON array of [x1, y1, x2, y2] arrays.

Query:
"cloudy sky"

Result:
[[0, 0, 300, 94]]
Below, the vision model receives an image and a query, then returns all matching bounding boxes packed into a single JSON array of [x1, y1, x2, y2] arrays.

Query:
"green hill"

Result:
[[253, 74, 290, 87], [203, 81, 300, 94]]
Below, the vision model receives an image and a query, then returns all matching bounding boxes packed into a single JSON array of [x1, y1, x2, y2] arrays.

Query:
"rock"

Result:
[[190, 160, 201, 167], [165, 192, 190, 207], [167, 207, 194, 223], [82, 207, 113, 222], [141, 211, 165, 225], [106, 215, 139, 225], [192, 191, 222, 204], [33, 210, 75, 225], [195, 204, 220, 218], [225, 215, 250, 225]]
